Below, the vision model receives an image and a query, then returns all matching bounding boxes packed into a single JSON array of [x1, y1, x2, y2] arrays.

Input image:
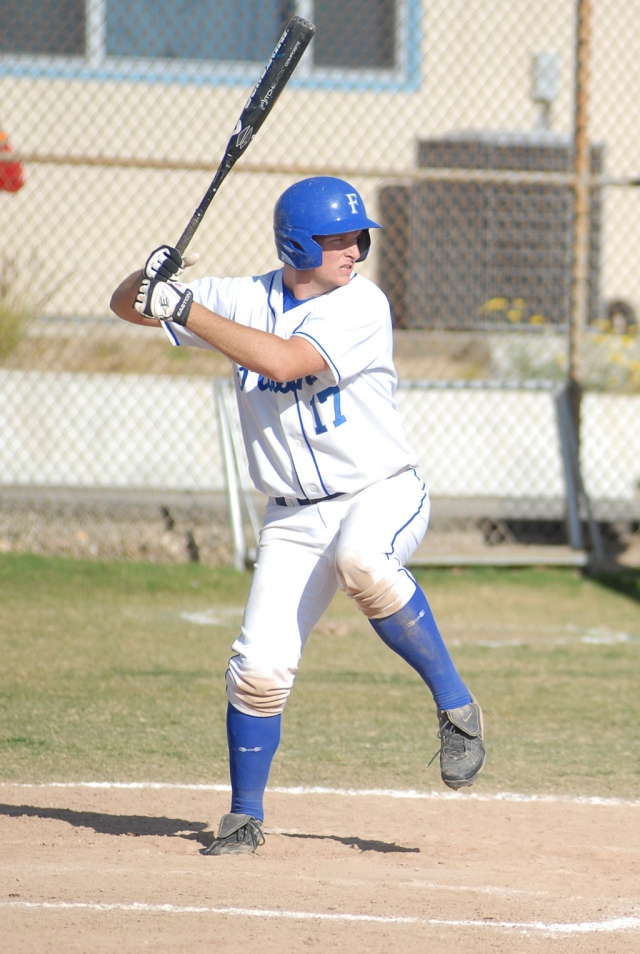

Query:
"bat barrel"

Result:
[[175, 16, 315, 256]]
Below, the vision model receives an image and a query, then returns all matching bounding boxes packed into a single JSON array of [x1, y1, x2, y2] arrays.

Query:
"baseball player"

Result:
[[111, 176, 485, 856]]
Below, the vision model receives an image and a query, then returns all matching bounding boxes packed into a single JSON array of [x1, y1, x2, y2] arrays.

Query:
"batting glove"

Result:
[[143, 246, 200, 281], [134, 277, 194, 326]]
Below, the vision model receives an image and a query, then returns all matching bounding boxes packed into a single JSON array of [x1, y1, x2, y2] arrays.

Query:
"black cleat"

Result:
[[203, 813, 265, 856], [436, 696, 485, 790]]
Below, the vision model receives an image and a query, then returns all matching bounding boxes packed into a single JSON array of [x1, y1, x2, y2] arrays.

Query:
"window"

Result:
[[106, 0, 294, 62], [314, 0, 395, 69], [1, 0, 85, 56], [0, 0, 419, 90]]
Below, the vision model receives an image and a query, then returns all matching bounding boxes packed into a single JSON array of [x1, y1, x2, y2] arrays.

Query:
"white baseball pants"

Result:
[[226, 468, 431, 717]]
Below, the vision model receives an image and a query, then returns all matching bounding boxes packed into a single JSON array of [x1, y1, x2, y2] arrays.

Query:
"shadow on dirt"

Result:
[[281, 832, 419, 853], [0, 803, 210, 843]]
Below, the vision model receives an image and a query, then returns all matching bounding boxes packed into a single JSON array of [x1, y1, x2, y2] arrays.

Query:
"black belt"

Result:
[[274, 492, 344, 507]]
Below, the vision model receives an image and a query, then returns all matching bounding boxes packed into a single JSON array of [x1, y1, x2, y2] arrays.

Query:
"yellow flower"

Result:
[[480, 297, 509, 314]]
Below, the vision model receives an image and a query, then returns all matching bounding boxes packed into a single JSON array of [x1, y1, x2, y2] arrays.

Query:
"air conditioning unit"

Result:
[[378, 131, 602, 329]]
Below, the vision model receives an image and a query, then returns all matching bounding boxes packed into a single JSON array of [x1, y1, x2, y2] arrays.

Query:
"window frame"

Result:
[[0, 0, 421, 92]]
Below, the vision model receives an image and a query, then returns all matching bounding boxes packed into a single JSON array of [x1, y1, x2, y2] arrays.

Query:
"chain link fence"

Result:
[[1, 0, 639, 567]]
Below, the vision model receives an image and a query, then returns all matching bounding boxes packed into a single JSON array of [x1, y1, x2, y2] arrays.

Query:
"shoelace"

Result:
[[425, 720, 467, 772], [242, 820, 265, 847], [439, 722, 468, 757]]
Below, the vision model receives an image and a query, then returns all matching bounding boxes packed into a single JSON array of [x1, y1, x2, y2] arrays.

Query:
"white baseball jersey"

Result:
[[163, 268, 418, 500]]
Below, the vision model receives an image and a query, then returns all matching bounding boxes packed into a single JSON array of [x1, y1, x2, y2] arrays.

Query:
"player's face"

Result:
[[314, 230, 362, 289]]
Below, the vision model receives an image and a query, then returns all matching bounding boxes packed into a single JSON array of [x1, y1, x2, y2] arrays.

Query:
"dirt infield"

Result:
[[1, 783, 639, 953]]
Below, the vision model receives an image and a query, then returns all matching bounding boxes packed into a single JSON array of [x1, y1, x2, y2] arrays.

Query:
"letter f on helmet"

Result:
[[345, 193, 359, 214], [274, 176, 381, 270]]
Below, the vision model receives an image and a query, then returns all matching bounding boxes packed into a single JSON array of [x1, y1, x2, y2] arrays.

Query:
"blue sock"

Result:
[[227, 703, 281, 823], [369, 586, 471, 711]]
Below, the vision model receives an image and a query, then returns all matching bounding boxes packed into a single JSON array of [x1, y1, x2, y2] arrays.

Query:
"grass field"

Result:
[[1, 553, 639, 798]]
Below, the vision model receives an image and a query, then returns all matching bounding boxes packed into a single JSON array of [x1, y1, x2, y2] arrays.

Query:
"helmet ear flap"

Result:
[[275, 228, 324, 269], [356, 229, 371, 263]]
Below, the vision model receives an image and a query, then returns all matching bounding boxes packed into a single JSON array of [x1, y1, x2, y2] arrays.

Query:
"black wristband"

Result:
[[172, 289, 194, 327]]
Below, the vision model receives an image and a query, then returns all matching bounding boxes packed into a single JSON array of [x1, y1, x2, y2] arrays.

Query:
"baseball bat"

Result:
[[175, 16, 315, 256]]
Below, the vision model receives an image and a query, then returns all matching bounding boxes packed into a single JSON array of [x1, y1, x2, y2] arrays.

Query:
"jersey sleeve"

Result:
[[159, 276, 241, 350], [188, 276, 241, 318], [291, 277, 391, 383]]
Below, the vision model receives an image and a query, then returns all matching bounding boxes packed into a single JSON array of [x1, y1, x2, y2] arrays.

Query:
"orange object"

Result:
[[0, 129, 25, 192]]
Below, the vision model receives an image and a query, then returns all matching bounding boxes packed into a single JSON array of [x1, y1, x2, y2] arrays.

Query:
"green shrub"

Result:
[[0, 254, 32, 359]]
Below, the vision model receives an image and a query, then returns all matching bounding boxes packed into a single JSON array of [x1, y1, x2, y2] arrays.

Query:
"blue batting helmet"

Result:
[[274, 176, 382, 270]]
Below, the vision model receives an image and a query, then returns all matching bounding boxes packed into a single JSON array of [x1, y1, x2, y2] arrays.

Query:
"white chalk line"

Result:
[[179, 607, 244, 626], [1, 781, 638, 808], [1, 901, 639, 935]]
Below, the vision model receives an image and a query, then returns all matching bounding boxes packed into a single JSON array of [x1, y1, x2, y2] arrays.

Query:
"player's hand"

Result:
[[134, 277, 194, 326], [143, 246, 200, 281]]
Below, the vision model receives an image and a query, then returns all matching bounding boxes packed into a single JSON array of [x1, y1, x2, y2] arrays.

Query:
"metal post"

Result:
[[214, 380, 246, 572], [555, 388, 585, 552], [568, 0, 592, 439], [223, 381, 261, 558], [557, 387, 605, 571]]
